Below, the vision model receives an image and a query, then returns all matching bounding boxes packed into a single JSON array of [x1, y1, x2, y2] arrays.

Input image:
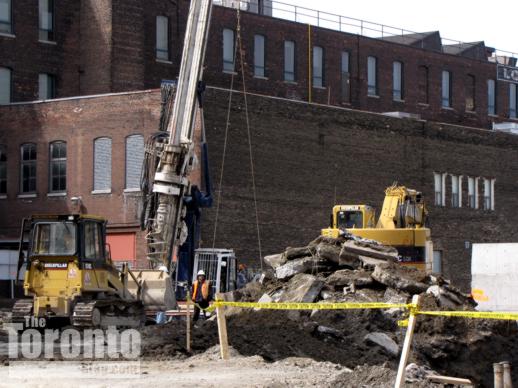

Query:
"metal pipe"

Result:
[[502, 362, 513, 388], [495, 363, 504, 388]]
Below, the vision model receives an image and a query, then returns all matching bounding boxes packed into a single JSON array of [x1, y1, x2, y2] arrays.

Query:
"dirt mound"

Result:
[[141, 235, 518, 387]]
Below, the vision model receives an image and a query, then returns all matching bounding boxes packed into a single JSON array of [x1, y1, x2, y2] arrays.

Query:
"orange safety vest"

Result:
[[192, 279, 210, 300]]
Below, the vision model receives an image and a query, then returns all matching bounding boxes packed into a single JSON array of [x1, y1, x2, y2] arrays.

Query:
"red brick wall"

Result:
[[0, 91, 162, 267], [1, 88, 518, 289], [2, 1, 516, 130], [79, 0, 113, 95], [200, 87, 518, 290], [0, 0, 81, 101]]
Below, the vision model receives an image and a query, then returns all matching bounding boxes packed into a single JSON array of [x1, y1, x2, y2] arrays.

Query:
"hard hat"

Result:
[[197, 270, 206, 276], [158, 265, 169, 274], [238, 264, 246, 270]]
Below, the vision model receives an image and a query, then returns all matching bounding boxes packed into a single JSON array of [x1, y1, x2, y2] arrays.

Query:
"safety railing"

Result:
[[214, 0, 518, 63]]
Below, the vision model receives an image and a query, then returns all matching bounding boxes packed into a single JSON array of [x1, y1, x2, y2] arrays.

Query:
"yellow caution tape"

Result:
[[417, 310, 518, 320], [212, 301, 411, 310], [194, 300, 518, 321]]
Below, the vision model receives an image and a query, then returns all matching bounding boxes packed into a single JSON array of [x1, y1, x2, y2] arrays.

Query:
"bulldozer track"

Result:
[[11, 299, 34, 324], [72, 299, 145, 328]]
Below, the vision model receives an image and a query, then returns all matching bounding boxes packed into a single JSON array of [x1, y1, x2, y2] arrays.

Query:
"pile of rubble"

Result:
[[231, 233, 475, 311], [141, 233, 518, 386], [215, 233, 518, 386]]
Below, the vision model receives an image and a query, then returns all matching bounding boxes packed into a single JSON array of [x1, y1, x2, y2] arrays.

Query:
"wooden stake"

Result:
[[395, 295, 420, 388], [186, 290, 191, 353], [215, 293, 230, 360]]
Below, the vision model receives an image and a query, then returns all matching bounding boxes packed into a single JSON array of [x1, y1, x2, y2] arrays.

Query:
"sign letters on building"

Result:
[[497, 65, 518, 83]]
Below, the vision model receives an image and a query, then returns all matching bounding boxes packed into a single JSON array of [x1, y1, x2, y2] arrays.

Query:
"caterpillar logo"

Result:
[[44, 263, 68, 269]]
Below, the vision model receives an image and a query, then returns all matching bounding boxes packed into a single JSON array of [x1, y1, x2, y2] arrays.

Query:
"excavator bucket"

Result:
[[126, 270, 176, 311]]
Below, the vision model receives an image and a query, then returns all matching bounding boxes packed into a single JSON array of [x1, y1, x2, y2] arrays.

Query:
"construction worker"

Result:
[[192, 269, 211, 321], [237, 263, 248, 289]]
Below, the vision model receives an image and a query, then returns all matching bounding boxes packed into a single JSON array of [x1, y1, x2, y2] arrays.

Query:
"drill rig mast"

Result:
[[144, 0, 213, 273]]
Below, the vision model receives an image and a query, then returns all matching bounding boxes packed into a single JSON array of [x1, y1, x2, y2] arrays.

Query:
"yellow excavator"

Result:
[[13, 214, 146, 328], [322, 185, 433, 270]]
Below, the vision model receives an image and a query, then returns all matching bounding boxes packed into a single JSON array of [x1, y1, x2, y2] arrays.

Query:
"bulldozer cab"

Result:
[[25, 214, 108, 265]]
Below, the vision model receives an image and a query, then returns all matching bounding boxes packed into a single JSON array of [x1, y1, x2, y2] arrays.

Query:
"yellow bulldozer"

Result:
[[321, 185, 433, 270], [12, 214, 162, 328]]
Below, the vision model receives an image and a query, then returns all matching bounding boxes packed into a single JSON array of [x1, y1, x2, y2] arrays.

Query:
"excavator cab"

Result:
[[323, 205, 376, 237]]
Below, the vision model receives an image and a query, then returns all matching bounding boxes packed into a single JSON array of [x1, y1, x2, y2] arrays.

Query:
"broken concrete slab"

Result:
[[359, 255, 388, 269], [254, 293, 273, 311], [342, 240, 399, 261], [275, 256, 331, 280], [382, 287, 409, 315], [317, 325, 343, 337], [364, 332, 399, 356], [371, 263, 429, 294], [279, 274, 325, 303], [314, 242, 340, 261], [284, 246, 314, 261], [315, 241, 362, 268], [426, 285, 464, 309], [325, 269, 374, 288], [264, 253, 287, 269]]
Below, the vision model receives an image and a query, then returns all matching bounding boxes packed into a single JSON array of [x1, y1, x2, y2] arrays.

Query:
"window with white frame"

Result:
[[125, 135, 144, 189], [156, 16, 169, 61], [20, 143, 37, 194], [312, 46, 323, 88], [451, 174, 462, 208], [483, 178, 495, 210], [0, 67, 11, 104], [222, 28, 235, 72], [284, 40, 295, 81], [93, 137, 112, 192], [442, 70, 451, 107], [510, 83, 517, 119], [468, 176, 477, 209], [341, 51, 350, 102], [0, 145, 6, 195], [488, 79, 496, 116], [39, 0, 54, 41], [367, 56, 377, 96], [49, 141, 66, 193], [254, 34, 265, 77], [434, 172, 446, 206], [0, 0, 12, 34], [39, 73, 55, 100], [393, 61, 403, 101]]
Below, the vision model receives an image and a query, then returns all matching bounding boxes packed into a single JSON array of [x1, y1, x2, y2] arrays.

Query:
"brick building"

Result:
[[1, 0, 518, 129], [0, 87, 516, 290], [0, 90, 162, 269], [1, 0, 518, 291]]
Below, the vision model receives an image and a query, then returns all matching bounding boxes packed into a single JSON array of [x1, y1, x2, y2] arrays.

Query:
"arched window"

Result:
[[49, 141, 66, 193], [125, 135, 144, 190], [20, 143, 37, 193], [93, 137, 112, 192]]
